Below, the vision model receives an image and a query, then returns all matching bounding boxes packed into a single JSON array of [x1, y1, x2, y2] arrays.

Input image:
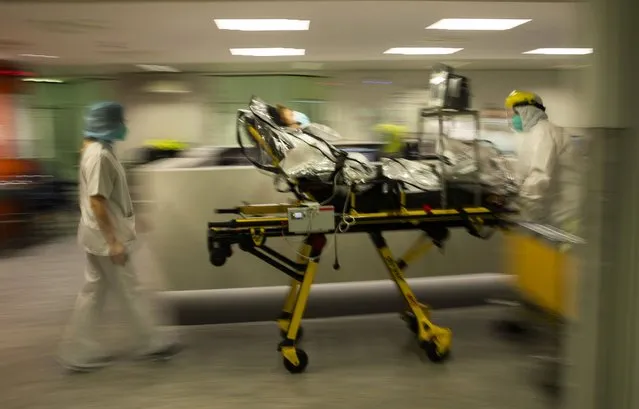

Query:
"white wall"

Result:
[[116, 69, 585, 150], [116, 74, 210, 153]]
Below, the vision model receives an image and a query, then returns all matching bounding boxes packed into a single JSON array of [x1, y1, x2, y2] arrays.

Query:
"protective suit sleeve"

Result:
[[516, 127, 557, 220]]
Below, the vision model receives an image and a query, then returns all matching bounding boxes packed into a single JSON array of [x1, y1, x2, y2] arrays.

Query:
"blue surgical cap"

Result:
[[84, 101, 126, 141]]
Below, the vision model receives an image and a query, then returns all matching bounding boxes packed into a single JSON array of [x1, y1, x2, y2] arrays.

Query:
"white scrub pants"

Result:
[[59, 252, 171, 365]]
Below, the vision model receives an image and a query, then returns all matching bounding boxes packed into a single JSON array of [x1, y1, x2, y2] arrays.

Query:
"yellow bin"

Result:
[[505, 231, 577, 320]]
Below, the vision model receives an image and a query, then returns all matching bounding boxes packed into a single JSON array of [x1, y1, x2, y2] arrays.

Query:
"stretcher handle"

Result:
[[208, 220, 237, 228], [215, 208, 239, 214]]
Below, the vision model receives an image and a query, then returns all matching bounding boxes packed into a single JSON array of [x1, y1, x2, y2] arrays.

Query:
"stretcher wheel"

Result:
[[280, 326, 304, 342], [210, 254, 227, 267], [282, 349, 309, 374], [421, 340, 451, 363], [209, 242, 232, 266]]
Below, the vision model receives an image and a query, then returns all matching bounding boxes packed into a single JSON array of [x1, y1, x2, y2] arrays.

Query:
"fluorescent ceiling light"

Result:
[[136, 64, 180, 72], [22, 78, 64, 83], [19, 53, 59, 59], [230, 48, 305, 56], [427, 18, 531, 31], [524, 48, 593, 55], [214, 19, 310, 31], [384, 47, 463, 55]]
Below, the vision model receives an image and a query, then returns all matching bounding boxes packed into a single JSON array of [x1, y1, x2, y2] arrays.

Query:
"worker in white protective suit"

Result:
[[504, 90, 582, 236], [57, 102, 181, 372]]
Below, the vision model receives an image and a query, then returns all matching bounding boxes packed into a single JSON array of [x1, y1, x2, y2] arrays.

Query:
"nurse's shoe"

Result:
[[57, 356, 114, 373], [139, 342, 183, 362]]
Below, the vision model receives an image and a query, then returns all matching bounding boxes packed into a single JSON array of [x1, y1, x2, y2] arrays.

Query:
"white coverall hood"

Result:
[[514, 117, 582, 235], [516, 105, 548, 132]]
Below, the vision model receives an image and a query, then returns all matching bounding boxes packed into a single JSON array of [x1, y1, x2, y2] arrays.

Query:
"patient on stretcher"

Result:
[[239, 97, 516, 205]]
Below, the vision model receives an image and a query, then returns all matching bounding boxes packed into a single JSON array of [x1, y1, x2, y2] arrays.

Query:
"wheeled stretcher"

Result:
[[207, 97, 516, 373], [209, 202, 512, 373]]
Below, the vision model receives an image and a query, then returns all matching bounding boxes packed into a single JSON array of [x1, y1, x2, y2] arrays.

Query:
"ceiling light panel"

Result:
[[22, 78, 64, 83], [384, 47, 463, 55], [524, 48, 593, 55], [19, 53, 59, 59], [427, 19, 531, 31], [230, 48, 306, 56], [214, 19, 310, 31]]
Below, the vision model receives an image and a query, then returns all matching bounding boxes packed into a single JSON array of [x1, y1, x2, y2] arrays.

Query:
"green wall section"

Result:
[[27, 75, 326, 177], [210, 75, 327, 104], [30, 79, 116, 180], [202, 75, 328, 145]]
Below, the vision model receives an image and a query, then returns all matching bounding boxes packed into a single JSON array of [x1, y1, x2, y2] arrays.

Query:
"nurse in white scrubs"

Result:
[[58, 102, 181, 372]]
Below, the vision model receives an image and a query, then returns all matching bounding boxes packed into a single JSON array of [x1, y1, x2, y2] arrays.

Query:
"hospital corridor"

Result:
[[0, 237, 547, 409], [0, 1, 638, 409]]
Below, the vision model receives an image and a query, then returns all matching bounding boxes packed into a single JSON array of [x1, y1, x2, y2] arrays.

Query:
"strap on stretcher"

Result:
[[457, 208, 494, 239]]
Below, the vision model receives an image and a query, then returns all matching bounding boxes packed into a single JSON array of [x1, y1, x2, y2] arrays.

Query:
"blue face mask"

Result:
[[512, 114, 524, 132], [293, 111, 311, 127], [111, 124, 128, 141]]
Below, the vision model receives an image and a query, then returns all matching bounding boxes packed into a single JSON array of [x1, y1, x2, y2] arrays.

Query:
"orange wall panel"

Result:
[[0, 92, 17, 158]]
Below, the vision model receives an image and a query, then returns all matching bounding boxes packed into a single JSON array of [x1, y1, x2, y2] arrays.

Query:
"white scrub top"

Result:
[[77, 141, 136, 256]]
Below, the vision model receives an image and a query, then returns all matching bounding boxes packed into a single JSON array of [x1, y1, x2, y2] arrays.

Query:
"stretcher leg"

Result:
[[397, 235, 434, 327], [279, 234, 326, 374], [276, 242, 310, 340], [397, 234, 434, 269], [369, 231, 452, 362]]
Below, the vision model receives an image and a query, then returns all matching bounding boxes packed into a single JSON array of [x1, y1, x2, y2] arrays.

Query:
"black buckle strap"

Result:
[[457, 208, 486, 238]]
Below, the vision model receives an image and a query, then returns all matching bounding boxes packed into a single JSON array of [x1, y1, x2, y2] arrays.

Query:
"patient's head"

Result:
[[276, 104, 298, 127]]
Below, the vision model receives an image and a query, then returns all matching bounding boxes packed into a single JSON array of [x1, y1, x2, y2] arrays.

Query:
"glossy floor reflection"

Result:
[[0, 237, 550, 409]]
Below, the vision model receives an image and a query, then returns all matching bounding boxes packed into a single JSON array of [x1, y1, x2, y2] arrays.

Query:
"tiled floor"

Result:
[[0, 237, 552, 409]]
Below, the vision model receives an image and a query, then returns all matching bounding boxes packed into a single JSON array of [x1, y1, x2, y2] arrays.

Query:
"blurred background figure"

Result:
[[375, 123, 408, 158], [57, 101, 180, 373]]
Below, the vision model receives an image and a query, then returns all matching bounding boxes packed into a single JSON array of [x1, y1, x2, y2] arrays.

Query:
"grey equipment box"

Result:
[[287, 203, 336, 234]]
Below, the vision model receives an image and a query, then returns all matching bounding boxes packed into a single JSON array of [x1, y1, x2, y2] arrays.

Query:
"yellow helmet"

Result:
[[144, 139, 188, 150], [374, 123, 407, 137], [504, 90, 545, 111]]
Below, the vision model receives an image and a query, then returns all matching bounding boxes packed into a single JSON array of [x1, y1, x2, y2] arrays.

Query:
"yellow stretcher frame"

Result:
[[208, 203, 511, 374]]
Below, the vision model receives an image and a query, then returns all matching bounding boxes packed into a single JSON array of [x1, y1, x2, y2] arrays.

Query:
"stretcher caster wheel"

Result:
[[280, 326, 304, 342], [282, 349, 309, 374], [210, 255, 227, 267], [421, 340, 451, 363]]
